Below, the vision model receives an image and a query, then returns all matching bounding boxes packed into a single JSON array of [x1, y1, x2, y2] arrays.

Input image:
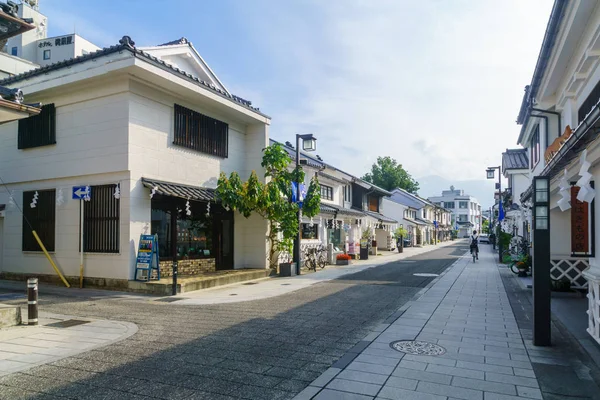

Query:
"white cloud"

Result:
[[245, 0, 552, 183]]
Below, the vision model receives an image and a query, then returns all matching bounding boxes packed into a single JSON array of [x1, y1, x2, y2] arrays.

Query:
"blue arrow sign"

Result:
[[72, 186, 91, 200]]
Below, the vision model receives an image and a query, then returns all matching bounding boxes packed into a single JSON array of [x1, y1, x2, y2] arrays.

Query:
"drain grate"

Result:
[[154, 297, 184, 303], [243, 282, 259, 285], [281, 283, 291, 286], [390, 340, 446, 356], [413, 273, 439, 277], [229, 294, 238, 296], [46, 319, 91, 328]]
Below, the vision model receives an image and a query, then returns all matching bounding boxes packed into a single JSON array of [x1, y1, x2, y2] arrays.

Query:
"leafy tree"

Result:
[[216, 143, 321, 269], [362, 156, 419, 193], [482, 219, 490, 234]]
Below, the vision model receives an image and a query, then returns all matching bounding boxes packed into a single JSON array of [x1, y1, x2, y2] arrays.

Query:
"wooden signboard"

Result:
[[571, 186, 589, 254]]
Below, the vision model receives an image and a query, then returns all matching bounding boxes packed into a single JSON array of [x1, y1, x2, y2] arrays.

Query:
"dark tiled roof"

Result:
[[141, 177, 214, 202], [320, 203, 365, 217], [502, 149, 529, 171], [0, 36, 265, 117], [364, 210, 397, 223], [159, 37, 190, 46]]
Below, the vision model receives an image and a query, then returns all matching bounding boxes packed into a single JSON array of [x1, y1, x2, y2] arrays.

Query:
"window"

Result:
[[579, 79, 600, 123], [82, 50, 89, 56], [530, 125, 540, 168], [368, 196, 379, 212], [18, 104, 56, 149], [459, 201, 468, 209], [321, 185, 333, 201], [343, 185, 351, 202], [81, 185, 120, 253], [173, 104, 228, 158], [443, 201, 455, 209], [11, 46, 17, 56], [43, 49, 51, 60], [301, 223, 318, 239], [22, 190, 56, 251]]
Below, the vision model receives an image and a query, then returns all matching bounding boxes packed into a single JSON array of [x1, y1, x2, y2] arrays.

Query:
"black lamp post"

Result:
[[532, 176, 551, 346], [487, 166, 502, 262], [294, 134, 317, 275]]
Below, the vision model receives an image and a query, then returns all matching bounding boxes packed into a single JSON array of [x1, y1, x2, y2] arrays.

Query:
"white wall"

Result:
[[6, 3, 47, 63], [0, 79, 130, 185], [126, 80, 269, 270], [0, 53, 38, 77], [0, 171, 132, 280]]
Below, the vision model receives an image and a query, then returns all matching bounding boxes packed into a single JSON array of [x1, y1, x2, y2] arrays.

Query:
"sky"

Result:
[[42, 0, 553, 205]]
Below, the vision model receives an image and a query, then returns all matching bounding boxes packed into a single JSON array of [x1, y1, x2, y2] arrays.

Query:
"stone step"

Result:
[[0, 304, 21, 328], [128, 269, 273, 295]]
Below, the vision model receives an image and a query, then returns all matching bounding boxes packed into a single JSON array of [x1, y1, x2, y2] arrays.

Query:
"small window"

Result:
[[81, 185, 120, 253], [11, 46, 17, 56], [43, 49, 50, 60], [531, 125, 540, 168], [18, 104, 56, 149], [459, 201, 468, 209], [343, 185, 350, 202], [22, 189, 56, 251], [173, 104, 228, 158], [82, 50, 89, 55], [301, 223, 318, 239], [321, 185, 333, 201]]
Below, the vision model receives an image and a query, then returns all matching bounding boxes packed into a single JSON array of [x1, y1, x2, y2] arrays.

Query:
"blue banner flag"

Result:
[[499, 202, 505, 222]]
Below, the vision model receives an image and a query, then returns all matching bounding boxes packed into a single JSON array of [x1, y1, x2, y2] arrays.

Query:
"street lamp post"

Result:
[[487, 166, 502, 263], [294, 134, 317, 275]]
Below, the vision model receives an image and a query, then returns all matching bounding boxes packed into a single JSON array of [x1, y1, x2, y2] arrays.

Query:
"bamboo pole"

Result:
[[31, 230, 70, 288]]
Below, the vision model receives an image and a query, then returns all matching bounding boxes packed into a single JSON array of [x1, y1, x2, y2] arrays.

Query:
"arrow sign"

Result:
[[72, 186, 91, 200]]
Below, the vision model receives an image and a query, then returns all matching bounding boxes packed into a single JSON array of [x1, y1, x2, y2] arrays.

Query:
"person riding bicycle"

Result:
[[470, 230, 479, 260]]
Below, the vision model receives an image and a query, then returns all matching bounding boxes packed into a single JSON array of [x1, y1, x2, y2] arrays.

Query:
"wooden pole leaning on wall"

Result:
[[31, 230, 70, 288]]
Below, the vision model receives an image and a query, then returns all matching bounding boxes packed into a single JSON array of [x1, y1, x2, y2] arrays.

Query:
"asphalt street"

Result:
[[0, 242, 469, 400]]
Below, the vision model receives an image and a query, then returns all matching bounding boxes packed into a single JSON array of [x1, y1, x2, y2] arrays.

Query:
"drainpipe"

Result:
[[530, 107, 561, 141]]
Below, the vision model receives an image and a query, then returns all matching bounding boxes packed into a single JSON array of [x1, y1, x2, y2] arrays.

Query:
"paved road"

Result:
[[0, 242, 468, 400]]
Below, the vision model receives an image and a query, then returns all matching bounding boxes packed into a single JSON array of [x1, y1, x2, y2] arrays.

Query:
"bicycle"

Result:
[[470, 245, 479, 262], [303, 244, 328, 271]]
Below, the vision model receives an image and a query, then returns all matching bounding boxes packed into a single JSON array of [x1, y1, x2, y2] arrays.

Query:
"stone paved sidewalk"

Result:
[[0, 311, 137, 377], [294, 244, 543, 399]]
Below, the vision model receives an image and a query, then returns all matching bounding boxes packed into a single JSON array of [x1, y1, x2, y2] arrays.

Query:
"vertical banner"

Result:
[[571, 186, 589, 254]]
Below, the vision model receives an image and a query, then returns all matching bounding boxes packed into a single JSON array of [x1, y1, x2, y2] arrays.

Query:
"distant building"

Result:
[[428, 186, 482, 237], [0, 1, 100, 78]]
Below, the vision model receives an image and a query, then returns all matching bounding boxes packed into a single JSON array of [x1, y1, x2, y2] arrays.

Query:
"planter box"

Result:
[[336, 260, 350, 266], [279, 262, 297, 277]]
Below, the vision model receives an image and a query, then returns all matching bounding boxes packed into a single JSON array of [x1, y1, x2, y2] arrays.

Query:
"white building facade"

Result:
[[0, 36, 270, 287], [428, 187, 482, 237]]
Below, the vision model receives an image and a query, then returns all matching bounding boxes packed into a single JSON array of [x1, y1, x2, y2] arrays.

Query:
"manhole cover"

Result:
[[155, 297, 184, 303], [46, 319, 91, 328], [413, 273, 439, 277], [390, 340, 446, 356]]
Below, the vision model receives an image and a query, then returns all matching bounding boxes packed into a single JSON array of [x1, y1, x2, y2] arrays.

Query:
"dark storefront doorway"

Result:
[[150, 194, 234, 270]]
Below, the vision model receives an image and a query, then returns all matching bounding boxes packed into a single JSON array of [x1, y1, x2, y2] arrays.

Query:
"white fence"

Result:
[[550, 256, 590, 289]]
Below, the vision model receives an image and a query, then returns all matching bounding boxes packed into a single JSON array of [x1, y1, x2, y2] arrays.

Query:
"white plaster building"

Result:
[[501, 148, 530, 239], [428, 187, 482, 237], [275, 140, 397, 260], [512, 0, 600, 345], [0, 35, 270, 287]]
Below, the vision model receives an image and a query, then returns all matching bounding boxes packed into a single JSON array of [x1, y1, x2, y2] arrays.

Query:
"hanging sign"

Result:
[[571, 187, 589, 255], [134, 234, 160, 281]]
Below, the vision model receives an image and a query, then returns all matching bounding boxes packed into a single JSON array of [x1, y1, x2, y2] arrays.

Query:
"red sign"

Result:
[[571, 186, 589, 254]]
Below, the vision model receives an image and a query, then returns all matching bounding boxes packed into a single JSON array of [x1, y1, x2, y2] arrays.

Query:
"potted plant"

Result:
[[336, 253, 352, 265], [394, 227, 408, 253], [515, 261, 529, 277]]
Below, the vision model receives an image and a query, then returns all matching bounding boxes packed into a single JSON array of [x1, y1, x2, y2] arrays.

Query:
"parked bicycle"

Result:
[[500, 236, 531, 274], [302, 244, 328, 271]]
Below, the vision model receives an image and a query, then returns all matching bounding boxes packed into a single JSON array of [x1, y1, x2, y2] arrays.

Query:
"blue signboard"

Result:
[[72, 186, 91, 200], [134, 234, 160, 281]]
